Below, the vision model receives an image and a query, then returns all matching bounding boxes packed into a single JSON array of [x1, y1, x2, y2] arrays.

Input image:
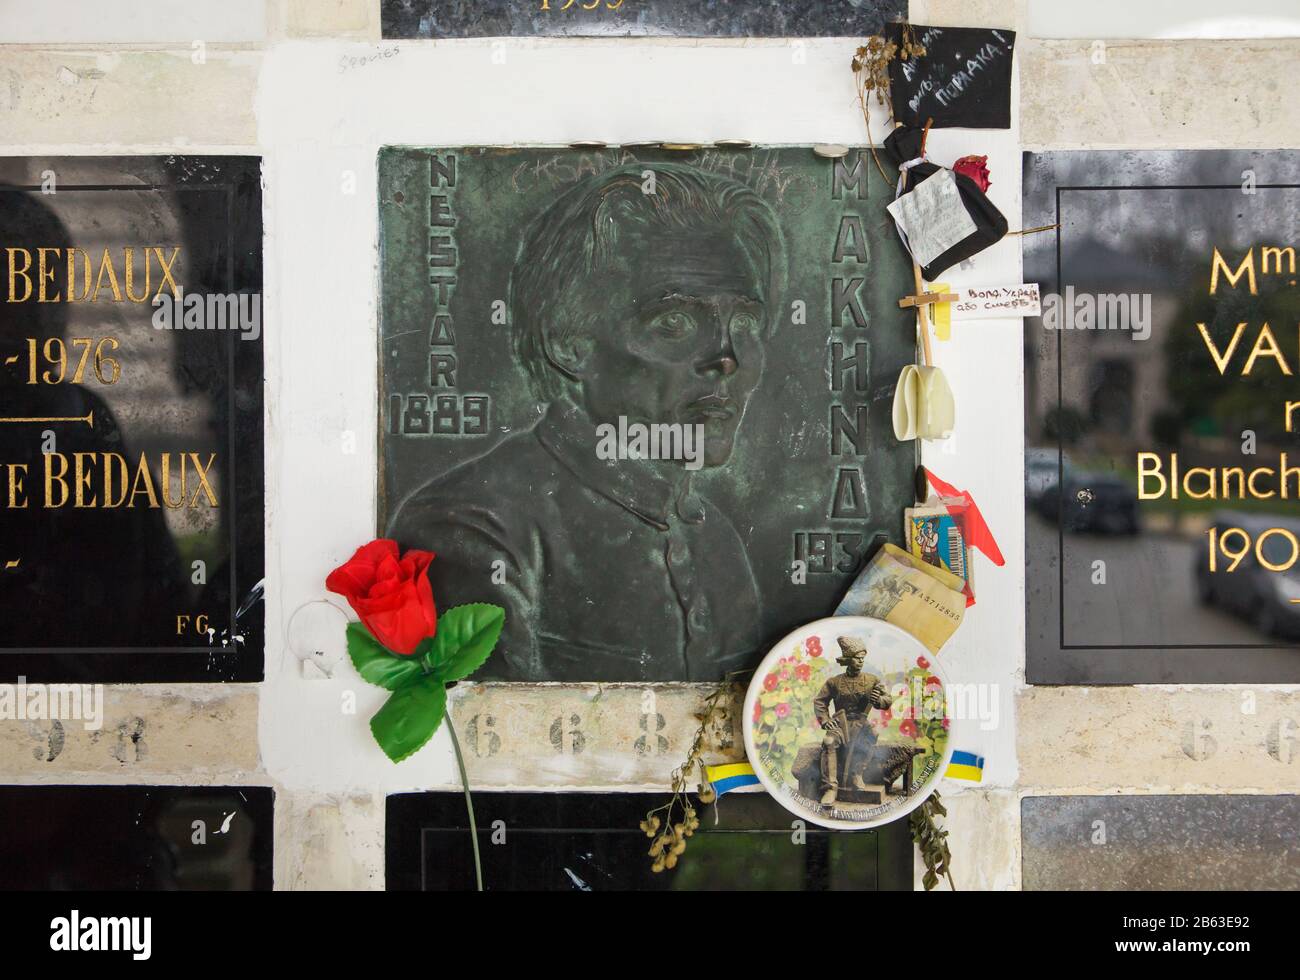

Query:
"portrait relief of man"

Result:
[[388, 163, 788, 682]]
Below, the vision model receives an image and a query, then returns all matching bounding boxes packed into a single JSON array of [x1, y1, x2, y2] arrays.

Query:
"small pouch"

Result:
[[883, 125, 1008, 280]]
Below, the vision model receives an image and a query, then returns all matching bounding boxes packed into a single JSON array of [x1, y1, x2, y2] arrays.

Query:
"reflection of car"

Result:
[[1036, 470, 1140, 535], [1195, 512, 1300, 639], [1025, 448, 1074, 506]]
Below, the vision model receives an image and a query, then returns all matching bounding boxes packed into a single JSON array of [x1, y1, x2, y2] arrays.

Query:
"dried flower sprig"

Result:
[[852, 21, 927, 185], [910, 789, 956, 891], [851, 36, 897, 109], [639, 676, 743, 873]]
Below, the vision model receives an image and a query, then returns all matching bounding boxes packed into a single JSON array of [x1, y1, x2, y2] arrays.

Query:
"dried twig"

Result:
[[910, 790, 957, 891], [639, 676, 745, 872], [852, 23, 925, 187], [1008, 223, 1061, 236]]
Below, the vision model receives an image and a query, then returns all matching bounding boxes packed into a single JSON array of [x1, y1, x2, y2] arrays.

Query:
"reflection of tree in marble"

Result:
[[1026, 151, 1300, 465], [1162, 271, 1300, 447]]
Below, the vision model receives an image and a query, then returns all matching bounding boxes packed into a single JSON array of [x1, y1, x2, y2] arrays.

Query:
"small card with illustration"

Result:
[[906, 502, 974, 589]]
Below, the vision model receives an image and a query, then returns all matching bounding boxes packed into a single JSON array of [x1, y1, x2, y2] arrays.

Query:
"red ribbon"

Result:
[[921, 468, 1005, 607]]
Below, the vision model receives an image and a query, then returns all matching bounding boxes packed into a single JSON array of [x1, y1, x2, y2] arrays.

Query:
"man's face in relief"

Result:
[[573, 223, 768, 468]]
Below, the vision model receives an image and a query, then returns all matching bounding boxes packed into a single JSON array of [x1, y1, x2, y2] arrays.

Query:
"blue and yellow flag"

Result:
[[705, 762, 760, 796], [945, 750, 985, 782]]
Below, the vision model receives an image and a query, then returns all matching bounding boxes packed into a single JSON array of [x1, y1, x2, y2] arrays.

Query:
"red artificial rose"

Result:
[[326, 539, 437, 655], [952, 155, 991, 193]]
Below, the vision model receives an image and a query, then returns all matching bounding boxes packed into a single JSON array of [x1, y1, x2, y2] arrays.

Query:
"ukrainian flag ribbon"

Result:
[[705, 762, 760, 796]]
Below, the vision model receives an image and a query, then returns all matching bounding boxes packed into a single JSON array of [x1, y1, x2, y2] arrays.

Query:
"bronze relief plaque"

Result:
[[379, 147, 914, 682]]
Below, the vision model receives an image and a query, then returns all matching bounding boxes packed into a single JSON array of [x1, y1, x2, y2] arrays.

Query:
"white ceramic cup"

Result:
[[892, 364, 955, 441]]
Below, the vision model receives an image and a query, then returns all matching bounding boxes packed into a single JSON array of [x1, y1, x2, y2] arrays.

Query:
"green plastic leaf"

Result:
[[347, 621, 423, 691], [369, 674, 447, 763], [424, 603, 505, 682]]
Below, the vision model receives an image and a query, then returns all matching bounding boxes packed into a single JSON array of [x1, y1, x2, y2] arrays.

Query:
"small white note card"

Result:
[[951, 283, 1042, 318], [886, 170, 976, 267]]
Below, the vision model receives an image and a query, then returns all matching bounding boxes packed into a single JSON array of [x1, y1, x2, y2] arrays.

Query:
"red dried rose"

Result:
[[952, 155, 991, 192], [326, 539, 437, 655]]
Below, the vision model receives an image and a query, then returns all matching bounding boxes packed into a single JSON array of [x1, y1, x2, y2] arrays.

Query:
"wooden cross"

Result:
[[898, 118, 938, 366], [898, 291, 958, 310]]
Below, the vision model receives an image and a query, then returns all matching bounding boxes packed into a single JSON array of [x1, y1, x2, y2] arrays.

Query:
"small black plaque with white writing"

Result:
[[887, 24, 1015, 129]]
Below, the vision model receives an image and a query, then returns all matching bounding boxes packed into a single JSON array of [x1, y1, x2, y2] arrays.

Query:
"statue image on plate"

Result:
[[378, 147, 916, 682], [743, 617, 953, 830]]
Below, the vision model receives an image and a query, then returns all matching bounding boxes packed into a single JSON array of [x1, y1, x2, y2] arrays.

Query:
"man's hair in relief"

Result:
[[509, 163, 787, 402]]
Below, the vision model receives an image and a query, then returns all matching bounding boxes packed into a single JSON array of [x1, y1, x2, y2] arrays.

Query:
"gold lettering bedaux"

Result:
[[33, 451, 219, 509], [4, 245, 182, 304]]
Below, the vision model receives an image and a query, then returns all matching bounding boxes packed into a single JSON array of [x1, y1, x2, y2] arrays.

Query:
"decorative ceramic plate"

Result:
[[742, 616, 954, 830]]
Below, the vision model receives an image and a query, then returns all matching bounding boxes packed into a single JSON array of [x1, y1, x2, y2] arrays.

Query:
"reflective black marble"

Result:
[[382, 0, 906, 38], [1022, 795, 1300, 890], [0, 157, 264, 683], [1023, 150, 1300, 684], [386, 791, 913, 890], [0, 785, 273, 890]]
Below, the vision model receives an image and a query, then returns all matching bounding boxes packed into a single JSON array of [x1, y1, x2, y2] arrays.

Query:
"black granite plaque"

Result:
[[1022, 795, 1300, 890], [378, 146, 916, 683], [387, 790, 913, 890], [382, 0, 906, 38], [0, 157, 264, 683], [1023, 150, 1300, 684], [0, 785, 273, 890]]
